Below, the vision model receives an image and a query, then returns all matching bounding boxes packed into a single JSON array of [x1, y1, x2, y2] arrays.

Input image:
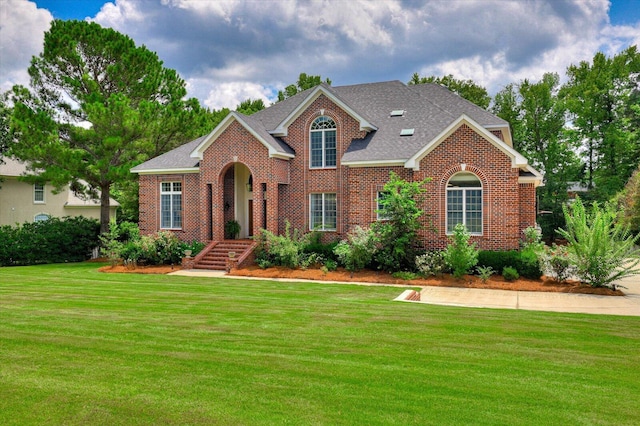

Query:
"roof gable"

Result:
[[191, 112, 294, 161], [270, 84, 377, 137], [404, 114, 528, 171]]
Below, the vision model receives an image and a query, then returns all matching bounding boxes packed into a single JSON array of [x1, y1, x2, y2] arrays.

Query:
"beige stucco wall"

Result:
[[0, 177, 116, 226]]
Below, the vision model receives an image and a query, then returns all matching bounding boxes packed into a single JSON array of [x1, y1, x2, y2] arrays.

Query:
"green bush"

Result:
[[542, 244, 575, 283], [334, 226, 376, 274], [99, 220, 191, 266], [415, 251, 448, 277], [254, 221, 309, 268], [444, 223, 478, 278], [303, 232, 339, 261], [476, 265, 495, 283], [477, 249, 542, 280], [502, 266, 520, 281], [558, 198, 640, 289], [0, 216, 100, 266]]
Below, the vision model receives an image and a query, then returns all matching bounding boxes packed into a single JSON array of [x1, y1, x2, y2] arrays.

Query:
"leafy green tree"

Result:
[[560, 46, 640, 200], [492, 74, 581, 239], [277, 73, 332, 101], [9, 20, 211, 232], [618, 164, 640, 233], [557, 197, 640, 289], [0, 92, 11, 166], [236, 99, 266, 115], [372, 172, 430, 272], [409, 73, 491, 109]]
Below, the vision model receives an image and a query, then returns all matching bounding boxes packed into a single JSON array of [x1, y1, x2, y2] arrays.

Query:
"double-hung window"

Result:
[[310, 193, 337, 231], [34, 183, 45, 203], [160, 182, 182, 229], [446, 172, 482, 235], [310, 116, 337, 168]]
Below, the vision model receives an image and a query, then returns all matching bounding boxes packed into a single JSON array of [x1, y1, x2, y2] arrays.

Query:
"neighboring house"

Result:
[[0, 157, 118, 225], [132, 81, 542, 251]]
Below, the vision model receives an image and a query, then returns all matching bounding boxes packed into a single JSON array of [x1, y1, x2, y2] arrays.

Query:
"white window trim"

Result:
[[34, 183, 45, 204], [446, 187, 483, 236], [309, 117, 337, 169], [160, 181, 182, 230], [309, 193, 337, 231]]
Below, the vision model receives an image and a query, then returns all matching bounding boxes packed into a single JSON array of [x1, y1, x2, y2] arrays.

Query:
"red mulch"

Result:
[[98, 264, 623, 296]]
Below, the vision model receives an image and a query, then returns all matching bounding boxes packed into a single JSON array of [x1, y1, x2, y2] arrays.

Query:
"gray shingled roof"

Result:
[[132, 80, 511, 172], [130, 135, 203, 172]]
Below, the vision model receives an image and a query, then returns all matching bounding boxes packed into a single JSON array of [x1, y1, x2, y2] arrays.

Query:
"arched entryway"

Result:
[[221, 162, 254, 239]]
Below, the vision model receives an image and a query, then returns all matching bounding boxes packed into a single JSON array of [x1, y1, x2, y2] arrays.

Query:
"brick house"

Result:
[[132, 80, 542, 254]]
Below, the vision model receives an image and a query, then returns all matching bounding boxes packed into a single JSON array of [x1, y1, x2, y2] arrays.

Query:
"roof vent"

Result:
[[400, 128, 414, 136], [390, 110, 405, 117]]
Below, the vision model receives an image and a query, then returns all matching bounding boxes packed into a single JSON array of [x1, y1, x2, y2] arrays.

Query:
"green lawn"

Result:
[[1, 263, 639, 425]]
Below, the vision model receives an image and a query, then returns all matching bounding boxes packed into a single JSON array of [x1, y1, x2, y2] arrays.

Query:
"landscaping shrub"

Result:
[[444, 223, 478, 278], [371, 172, 430, 272], [254, 221, 309, 268], [558, 197, 640, 289], [303, 231, 339, 261], [476, 265, 495, 283], [99, 220, 194, 266], [392, 271, 418, 280], [0, 216, 100, 266], [477, 249, 542, 280], [334, 226, 376, 274], [502, 266, 520, 281], [415, 251, 448, 277], [542, 244, 575, 283]]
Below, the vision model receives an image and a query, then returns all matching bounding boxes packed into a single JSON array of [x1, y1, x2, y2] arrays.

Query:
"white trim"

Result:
[[190, 112, 295, 161], [405, 114, 528, 171], [342, 159, 406, 168], [309, 192, 337, 231], [133, 167, 200, 175], [309, 116, 337, 169], [271, 85, 377, 137], [445, 173, 483, 236], [160, 181, 183, 230]]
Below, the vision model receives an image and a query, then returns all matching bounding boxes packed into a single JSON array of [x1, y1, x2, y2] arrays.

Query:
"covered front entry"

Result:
[[221, 162, 258, 239]]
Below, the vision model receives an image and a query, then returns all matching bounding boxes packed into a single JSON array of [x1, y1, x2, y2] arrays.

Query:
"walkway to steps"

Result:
[[192, 240, 254, 270]]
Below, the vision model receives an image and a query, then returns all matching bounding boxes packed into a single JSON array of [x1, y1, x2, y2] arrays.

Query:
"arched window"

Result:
[[446, 172, 482, 235], [34, 213, 50, 222], [310, 116, 336, 168]]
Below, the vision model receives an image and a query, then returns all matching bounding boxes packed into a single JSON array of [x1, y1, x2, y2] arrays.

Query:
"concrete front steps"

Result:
[[193, 240, 254, 271]]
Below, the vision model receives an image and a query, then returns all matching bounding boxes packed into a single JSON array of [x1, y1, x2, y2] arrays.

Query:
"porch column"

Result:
[[266, 182, 279, 234]]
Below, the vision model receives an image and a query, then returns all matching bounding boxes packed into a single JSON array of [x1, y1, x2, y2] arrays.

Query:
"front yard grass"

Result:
[[1, 263, 639, 425]]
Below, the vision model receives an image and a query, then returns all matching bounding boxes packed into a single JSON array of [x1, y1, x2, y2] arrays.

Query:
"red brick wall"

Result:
[[138, 104, 534, 251], [415, 124, 521, 251], [277, 94, 368, 237], [138, 172, 200, 242]]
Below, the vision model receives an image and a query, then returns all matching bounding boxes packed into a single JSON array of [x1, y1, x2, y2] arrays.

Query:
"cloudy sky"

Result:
[[1, 0, 639, 110]]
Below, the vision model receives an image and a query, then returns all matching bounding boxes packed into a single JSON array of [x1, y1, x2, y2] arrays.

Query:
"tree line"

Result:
[[1, 19, 638, 237]]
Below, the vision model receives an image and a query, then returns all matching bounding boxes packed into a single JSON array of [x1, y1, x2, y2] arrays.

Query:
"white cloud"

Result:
[[1, 0, 638, 110], [0, 0, 52, 91], [200, 81, 275, 110]]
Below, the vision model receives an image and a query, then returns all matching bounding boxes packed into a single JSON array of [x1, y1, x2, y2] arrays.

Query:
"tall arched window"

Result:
[[310, 116, 336, 168], [446, 172, 482, 235]]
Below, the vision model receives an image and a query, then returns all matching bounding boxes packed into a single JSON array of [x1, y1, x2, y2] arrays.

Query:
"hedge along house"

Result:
[[132, 81, 542, 267]]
